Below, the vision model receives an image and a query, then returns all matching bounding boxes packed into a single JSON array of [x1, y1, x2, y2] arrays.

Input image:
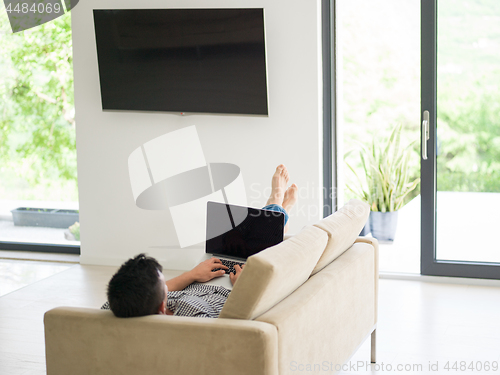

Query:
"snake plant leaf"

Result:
[[391, 124, 402, 166], [395, 178, 420, 210], [346, 161, 367, 194]]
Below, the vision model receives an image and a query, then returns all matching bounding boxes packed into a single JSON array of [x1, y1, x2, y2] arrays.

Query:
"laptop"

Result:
[[201, 201, 285, 288]]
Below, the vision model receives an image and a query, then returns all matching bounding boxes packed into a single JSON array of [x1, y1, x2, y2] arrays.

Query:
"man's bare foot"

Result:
[[282, 184, 298, 213], [283, 184, 298, 233], [266, 164, 289, 206]]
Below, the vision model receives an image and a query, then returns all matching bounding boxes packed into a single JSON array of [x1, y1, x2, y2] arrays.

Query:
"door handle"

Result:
[[422, 110, 430, 160]]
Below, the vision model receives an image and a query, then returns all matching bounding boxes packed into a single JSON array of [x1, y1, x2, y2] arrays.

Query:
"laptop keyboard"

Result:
[[214, 259, 245, 275]]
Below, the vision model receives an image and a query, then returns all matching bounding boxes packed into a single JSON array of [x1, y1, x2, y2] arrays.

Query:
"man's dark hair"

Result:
[[107, 253, 165, 318]]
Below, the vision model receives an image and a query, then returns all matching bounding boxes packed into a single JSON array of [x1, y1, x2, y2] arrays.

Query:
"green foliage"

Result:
[[345, 125, 420, 212], [0, 10, 77, 200], [435, 0, 500, 193], [69, 221, 80, 241], [437, 78, 500, 192]]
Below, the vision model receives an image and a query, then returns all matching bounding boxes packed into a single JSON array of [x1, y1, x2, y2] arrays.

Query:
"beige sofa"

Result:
[[44, 199, 378, 375]]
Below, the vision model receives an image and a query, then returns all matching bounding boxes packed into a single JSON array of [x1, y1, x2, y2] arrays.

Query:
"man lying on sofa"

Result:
[[102, 164, 298, 319]]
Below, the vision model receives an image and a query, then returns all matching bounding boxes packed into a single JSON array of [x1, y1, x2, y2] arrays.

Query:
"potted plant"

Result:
[[345, 124, 420, 242]]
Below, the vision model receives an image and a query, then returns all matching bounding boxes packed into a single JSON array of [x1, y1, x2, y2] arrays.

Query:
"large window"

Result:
[[337, 0, 500, 278], [0, 9, 79, 251], [338, 0, 421, 273]]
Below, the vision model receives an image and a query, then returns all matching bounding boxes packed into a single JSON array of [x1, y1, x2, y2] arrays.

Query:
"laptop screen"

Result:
[[205, 202, 284, 260]]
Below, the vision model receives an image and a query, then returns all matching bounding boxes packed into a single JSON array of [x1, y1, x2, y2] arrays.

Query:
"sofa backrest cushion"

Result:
[[219, 225, 328, 320], [311, 199, 370, 275]]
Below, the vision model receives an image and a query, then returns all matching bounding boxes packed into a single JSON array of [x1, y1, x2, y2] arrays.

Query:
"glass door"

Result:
[[338, 0, 421, 274], [421, 0, 500, 278]]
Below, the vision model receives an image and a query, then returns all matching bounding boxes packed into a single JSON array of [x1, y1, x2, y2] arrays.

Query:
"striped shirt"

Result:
[[167, 283, 231, 318], [101, 283, 230, 318]]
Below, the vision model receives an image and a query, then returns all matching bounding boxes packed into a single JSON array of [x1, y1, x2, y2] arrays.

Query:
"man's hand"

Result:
[[229, 264, 245, 286], [190, 258, 229, 283], [166, 258, 230, 291]]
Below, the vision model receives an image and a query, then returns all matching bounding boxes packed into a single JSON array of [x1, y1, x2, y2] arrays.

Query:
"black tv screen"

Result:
[[93, 9, 268, 115]]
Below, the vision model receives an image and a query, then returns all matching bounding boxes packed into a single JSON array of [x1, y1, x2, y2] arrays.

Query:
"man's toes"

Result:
[[283, 184, 298, 207], [280, 165, 289, 181], [285, 184, 297, 196]]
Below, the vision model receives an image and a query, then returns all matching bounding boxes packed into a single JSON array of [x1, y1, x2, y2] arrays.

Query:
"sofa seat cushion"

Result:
[[219, 225, 328, 320], [311, 199, 370, 275]]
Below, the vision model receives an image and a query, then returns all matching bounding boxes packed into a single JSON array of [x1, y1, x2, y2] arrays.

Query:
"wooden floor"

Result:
[[0, 260, 499, 374]]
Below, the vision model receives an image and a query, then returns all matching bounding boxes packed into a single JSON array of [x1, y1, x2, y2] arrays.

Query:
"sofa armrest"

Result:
[[44, 307, 278, 375], [255, 241, 376, 373], [354, 236, 379, 322]]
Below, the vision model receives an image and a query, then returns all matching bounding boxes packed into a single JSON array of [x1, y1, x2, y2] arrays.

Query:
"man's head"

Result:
[[107, 253, 167, 317]]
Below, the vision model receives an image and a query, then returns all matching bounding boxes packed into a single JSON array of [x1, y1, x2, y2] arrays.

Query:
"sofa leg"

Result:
[[370, 329, 376, 363]]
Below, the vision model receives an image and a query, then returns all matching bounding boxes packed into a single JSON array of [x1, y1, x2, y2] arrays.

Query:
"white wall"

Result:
[[73, 0, 324, 268]]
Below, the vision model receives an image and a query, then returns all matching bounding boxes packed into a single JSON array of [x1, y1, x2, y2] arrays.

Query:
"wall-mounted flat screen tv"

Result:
[[93, 9, 268, 116]]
